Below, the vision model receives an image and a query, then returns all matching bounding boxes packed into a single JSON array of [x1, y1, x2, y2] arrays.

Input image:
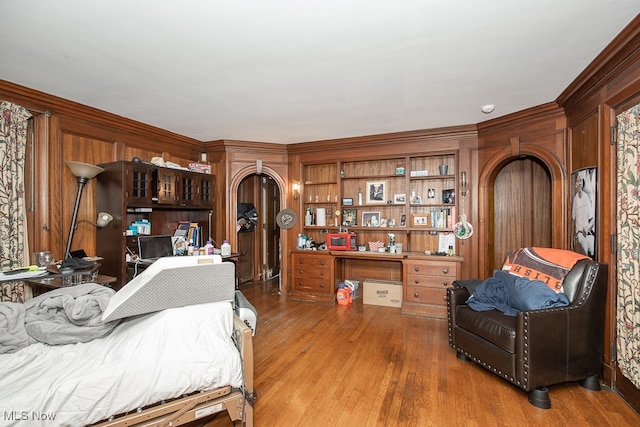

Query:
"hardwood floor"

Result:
[[213, 280, 640, 426]]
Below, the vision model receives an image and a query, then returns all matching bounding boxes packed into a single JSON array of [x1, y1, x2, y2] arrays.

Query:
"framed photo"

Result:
[[362, 211, 381, 227], [342, 208, 357, 226], [395, 165, 406, 175], [366, 181, 386, 204], [342, 197, 353, 206], [442, 189, 455, 204], [394, 193, 406, 204], [570, 167, 597, 260], [412, 214, 429, 226], [410, 194, 423, 204], [380, 218, 388, 227]]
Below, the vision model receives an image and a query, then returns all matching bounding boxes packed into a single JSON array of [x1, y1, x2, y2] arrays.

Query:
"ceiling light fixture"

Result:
[[481, 104, 495, 114]]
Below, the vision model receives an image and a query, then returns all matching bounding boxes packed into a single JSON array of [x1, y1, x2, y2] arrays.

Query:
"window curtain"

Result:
[[0, 100, 32, 302], [616, 103, 640, 388]]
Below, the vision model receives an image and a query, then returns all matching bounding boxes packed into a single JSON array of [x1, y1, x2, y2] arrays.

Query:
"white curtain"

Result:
[[0, 100, 32, 302], [616, 103, 640, 387]]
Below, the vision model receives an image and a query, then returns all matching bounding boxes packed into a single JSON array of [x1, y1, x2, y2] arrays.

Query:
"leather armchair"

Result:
[[447, 256, 608, 408]]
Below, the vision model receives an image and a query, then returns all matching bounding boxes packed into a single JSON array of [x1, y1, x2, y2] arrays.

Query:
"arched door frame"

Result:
[[477, 146, 566, 277], [228, 164, 288, 292]]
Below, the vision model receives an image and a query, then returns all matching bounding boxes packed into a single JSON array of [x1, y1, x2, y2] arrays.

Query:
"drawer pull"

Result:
[[414, 267, 420, 272], [414, 292, 420, 298], [414, 280, 419, 284], [320, 261, 325, 265], [298, 269, 304, 274], [442, 268, 449, 274], [320, 283, 325, 288], [442, 282, 448, 287], [320, 272, 324, 276]]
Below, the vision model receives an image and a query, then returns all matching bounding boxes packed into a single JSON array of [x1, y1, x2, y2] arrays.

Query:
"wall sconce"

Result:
[[292, 181, 301, 200], [460, 171, 468, 197], [64, 161, 105, 259], [78, 212, 114, 228]]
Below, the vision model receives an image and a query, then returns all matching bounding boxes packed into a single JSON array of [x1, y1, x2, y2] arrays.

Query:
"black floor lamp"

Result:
[[64, 161, 105, 259]]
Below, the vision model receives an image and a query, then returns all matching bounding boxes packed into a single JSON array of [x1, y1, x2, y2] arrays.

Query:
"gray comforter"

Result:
[[0, 283, 119, 353]]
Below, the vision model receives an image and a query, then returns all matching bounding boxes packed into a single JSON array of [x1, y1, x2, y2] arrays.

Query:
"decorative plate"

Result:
[[453, 221, 474, 239], [276, 208, 298, 229]]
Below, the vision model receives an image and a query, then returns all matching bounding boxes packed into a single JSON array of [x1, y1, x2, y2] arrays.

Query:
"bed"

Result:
[[0, 256, 255, 427]]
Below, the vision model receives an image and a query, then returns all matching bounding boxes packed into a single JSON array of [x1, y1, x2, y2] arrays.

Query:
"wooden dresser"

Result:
[[401, 256, 462, 318], [289, 251, 342, 304]]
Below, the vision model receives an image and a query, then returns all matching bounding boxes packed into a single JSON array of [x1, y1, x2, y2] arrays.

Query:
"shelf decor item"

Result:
[[366, 181, 386, 204], [362, 211, 381, 227], [412, 214, 429, 226], [342, 209, 357, 226], [342, 197, 353, 206], [394, 193, 406, 204]]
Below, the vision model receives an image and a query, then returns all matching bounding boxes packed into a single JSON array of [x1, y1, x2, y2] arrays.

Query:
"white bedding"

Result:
[[0, 301, 243, 427]]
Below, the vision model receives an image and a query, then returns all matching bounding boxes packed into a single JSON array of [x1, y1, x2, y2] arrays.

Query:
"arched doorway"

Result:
[[229, 164, 287, 292], [236, 173, 281, 285], [487, 155, 553, 271]]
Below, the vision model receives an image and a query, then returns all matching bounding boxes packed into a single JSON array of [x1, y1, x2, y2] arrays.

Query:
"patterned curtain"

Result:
[[616, 104, 640, 388], [0, 100, 32, 302]]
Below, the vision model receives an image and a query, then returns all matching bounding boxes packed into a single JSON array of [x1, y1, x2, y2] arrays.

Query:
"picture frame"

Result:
[[342, 197, 353, 206], [366, 181, 386, 204], [570, 167, 597, 260], [411, 214, 429, 226], [394, 193, 406, 204], [395, 165, 406, 175], [442, 189, 455, 204], [362, 211, 381, 227], [400, 213, 406, 227], [342, 208, 357, 226], [410, 194, 423, 204]]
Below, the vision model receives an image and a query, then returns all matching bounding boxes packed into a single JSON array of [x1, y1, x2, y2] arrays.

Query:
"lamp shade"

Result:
[[65, 160, 104, 179], [96, 212, 113, 228]]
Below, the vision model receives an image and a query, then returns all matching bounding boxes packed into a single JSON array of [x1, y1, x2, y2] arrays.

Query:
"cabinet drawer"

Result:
[[406, 274, 453, 289], [405, 285, 448, 305], [293, 265, 331, 278], [293, 254, 332, 268], [404, 261, 457, 277], [292, 277, 336, 293]]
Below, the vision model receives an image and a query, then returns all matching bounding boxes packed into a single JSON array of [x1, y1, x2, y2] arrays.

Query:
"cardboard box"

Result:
[[363, 279, 402, 308]]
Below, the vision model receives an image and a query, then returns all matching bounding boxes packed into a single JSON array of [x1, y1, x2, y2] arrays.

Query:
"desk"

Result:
[[289, 250, 463, 318]]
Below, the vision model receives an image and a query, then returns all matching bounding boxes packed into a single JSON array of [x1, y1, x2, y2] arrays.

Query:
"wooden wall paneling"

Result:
[[559, 17, 640, 403], [222, 140, 289, 288], [61, 133, 117, 259], [475, 105, 566, 278], [29, 113, 51, 256]]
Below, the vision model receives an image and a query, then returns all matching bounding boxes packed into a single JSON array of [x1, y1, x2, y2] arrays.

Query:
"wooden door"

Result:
[[490, 156, 552, 270], [265, 176, 280, 279]]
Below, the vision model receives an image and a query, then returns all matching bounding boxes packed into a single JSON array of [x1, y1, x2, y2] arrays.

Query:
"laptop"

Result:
[[137, 235, 174, 263]]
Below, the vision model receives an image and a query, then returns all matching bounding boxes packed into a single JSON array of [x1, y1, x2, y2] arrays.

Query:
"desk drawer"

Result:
[[406, 274, 453, 289], [404, 261, 457, 277], [292, 276, 335, 293], [405, 285, 448, 305], [293, 254, 332, 268], [293, 264, 331, 278]]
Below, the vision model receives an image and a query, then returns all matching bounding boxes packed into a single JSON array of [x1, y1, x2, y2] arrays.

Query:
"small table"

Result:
[[22, 264, 117, 296]]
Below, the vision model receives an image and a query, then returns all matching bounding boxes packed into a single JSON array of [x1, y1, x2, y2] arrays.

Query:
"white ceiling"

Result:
[[1, 1, 638, 144]]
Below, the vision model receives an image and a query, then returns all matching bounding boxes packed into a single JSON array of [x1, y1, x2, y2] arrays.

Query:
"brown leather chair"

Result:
[[447, 253, 608, 408]]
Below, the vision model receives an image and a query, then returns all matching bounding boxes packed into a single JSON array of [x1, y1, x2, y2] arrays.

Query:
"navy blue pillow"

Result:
[[507, 277, 570, 312]]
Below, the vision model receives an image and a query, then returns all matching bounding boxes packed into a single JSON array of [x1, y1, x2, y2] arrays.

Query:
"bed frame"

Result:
[[93, 315, 254, 427]]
